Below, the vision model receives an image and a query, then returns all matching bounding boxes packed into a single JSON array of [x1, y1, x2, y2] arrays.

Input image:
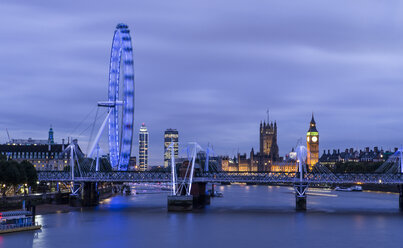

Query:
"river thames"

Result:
[[1, 184, 402, 248]]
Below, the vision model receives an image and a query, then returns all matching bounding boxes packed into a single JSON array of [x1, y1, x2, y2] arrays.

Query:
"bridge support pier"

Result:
[[192, 182, 210, 208], [296, 194, 307, 211], [294, 184, 308, 211], [81, 182, 99, 207], [398, 184, 403, 211], [167, 195, 193, 211], [167, 182, 210, 211], [69, 182, 99, 207]]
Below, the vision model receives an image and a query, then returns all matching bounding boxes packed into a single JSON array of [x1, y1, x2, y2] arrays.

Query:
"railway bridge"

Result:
[[37, 170, 403, 211]]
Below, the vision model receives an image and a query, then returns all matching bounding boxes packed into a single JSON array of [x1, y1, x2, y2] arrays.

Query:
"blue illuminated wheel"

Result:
[[108, 23, 134, 170]]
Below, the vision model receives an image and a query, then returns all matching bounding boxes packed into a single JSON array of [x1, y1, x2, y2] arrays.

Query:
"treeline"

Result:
[[329, 161, 383, 173], [0, 154, 38, 188]]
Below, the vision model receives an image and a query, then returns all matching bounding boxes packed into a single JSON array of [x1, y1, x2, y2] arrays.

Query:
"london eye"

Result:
[[89, 23, 135, 171]]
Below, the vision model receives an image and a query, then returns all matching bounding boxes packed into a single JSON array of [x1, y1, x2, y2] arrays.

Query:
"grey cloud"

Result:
[[1, 0, 403, 165]]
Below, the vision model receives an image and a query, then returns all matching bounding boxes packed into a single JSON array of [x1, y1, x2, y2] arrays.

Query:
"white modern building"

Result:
[[139, 123, 149, 171]]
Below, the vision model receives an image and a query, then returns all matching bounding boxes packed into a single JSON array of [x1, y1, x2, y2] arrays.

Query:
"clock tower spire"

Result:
[[306, 113, 319, 170]]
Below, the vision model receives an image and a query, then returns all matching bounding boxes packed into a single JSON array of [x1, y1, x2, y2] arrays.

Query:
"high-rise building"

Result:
[[306, 114, 319, 170], [259, 120, 279, 162], [139, 123, 149, 171], [164, 129, 179, 167]]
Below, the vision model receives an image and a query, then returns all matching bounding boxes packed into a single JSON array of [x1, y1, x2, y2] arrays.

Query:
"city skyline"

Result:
[[2, 1, 403, 166], [1, 2, 403, 247]]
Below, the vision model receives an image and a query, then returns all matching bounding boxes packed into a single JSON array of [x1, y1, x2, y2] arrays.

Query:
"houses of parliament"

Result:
[[222, 114, 319, 172]]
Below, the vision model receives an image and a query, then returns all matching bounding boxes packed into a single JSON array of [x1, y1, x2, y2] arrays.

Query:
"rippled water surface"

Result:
[[2, 185, 403, 248]]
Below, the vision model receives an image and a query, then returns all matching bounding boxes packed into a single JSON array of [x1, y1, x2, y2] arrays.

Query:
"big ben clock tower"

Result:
[[306, 114, 319, 170]]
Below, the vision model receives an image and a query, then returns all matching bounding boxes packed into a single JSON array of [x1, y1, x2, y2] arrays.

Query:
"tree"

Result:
[[4, 161, 21, 186], [20, 160, 38, 187], [0, 154, 6, 161], [0, 159, 38, 196]]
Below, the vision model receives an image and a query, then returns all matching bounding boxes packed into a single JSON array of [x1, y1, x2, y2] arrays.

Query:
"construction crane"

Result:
[[5, 128, 11, 142]]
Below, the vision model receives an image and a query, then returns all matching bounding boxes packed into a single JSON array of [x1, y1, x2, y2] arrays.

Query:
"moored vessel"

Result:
[[0, 210, 41, 234]]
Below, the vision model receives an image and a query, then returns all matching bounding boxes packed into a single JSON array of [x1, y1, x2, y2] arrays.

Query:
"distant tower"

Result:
[[48, 126, 54, 144], [306, 114, 319, 170], [259, 120, 279, 162], [164, 129, 179, 168], [139, 123, 149, 171]]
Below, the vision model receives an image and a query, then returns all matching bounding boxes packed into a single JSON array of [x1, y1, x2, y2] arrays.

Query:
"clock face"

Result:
[[306, 136, 310, 142], [312, 136, 318, 142]]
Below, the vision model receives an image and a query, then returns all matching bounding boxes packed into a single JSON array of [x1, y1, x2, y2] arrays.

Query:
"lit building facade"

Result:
[[139, 123, 149, 171], [0, 128, 75, 171], [319, 147, 392, 166], [0, 143, 70, 170], [219, 115, 299, 173], [306, 114, 319, 170], [259, 121, 279, 163], [164, 129, 179, 168]]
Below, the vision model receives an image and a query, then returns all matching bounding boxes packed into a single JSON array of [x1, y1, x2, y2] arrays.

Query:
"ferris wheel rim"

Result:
[[107, 23, 135, 171]]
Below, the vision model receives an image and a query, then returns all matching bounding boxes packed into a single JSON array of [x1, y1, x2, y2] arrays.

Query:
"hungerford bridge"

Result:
[[40, 23, 403, 211], [37, 143, 403, 211]]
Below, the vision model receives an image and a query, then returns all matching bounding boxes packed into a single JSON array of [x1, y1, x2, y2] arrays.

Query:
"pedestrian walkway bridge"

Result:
[[37, 171, 403, 185], [36, 147, 403, 211]]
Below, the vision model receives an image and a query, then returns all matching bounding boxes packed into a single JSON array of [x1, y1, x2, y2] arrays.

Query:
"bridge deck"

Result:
[[37, 171, 403, 185]]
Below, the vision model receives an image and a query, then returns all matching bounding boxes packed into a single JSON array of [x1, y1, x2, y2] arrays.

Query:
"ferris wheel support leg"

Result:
[[95, 144, 100, 172], [88, 111, 112, 158]]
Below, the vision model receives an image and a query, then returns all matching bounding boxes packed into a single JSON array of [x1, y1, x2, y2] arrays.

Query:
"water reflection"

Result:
[[1, 185, 402, 248]]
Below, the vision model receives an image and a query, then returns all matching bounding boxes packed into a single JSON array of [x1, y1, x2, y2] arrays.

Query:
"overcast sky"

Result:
[[1, 1, 403, 166]]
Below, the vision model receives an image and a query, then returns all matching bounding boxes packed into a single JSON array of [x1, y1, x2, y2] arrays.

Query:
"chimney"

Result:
[[62, 139, 65, 150], [374, 147, 378, 153], [366, 147, 369, 153], [337, 149, 340, 154]]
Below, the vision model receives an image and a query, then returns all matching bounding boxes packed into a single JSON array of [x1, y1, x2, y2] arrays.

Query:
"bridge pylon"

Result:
[[167, 143, 210, 211], [294, 180, 308, 211], [294, 146, 308, 211]]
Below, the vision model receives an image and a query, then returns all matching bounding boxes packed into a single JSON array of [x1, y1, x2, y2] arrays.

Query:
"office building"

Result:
[[164, 129, 179, 167], [139, 123, 149, 171]]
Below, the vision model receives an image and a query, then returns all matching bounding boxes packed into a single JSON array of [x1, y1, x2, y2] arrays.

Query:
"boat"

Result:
[[335, 186, 362, 192], [351, 186, 363, 191], [335, 187, 352, 192], [207, 190, 223, 197], [0, 210, 41, 234]]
